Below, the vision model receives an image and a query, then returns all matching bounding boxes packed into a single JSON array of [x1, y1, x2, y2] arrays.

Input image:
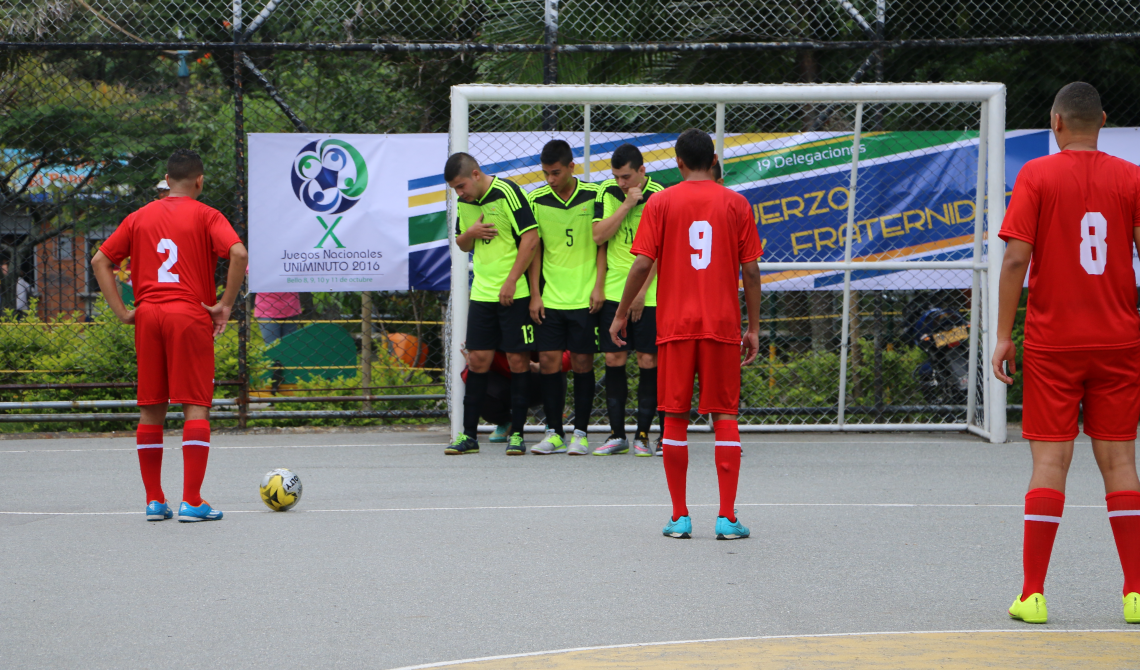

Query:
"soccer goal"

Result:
[[446, 83, 1007, 444]]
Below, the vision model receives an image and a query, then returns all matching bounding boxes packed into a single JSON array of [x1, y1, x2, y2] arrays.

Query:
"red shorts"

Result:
[[135, 301, 215, 407], [1022, 345, 1140, 441], [657, 339, 741, 415]]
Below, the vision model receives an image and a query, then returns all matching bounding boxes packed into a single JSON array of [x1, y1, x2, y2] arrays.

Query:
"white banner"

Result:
[[248, 134, 439, 292]]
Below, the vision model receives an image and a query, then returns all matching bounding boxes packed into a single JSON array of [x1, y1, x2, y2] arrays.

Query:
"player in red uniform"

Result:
[[993, 82, 1140, 624], [610, 129, 763, 540], [92, 149, 248, 523]]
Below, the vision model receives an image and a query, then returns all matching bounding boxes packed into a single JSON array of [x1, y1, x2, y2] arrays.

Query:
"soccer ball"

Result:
[[259, 468, 303, 511]]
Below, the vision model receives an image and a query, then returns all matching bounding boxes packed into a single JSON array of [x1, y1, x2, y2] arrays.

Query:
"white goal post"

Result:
[[448, 83, 1007, 444]]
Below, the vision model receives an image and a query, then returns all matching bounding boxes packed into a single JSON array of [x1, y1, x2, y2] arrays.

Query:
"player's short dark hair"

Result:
[[540, 140, 574, 168], [444, 152, 479, 182], [1052, 82, 1103, 132], [675, 129, 715, 172], [611, 144, 644, 171], [166, 149, 204, 181]]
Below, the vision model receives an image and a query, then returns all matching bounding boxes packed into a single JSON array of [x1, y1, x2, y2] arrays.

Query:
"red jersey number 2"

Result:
[[689, 220, 712, 270], [157, 238, 181, 283]]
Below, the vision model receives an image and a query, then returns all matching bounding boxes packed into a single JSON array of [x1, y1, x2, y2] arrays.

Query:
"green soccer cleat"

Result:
[[530, 429, 566, 455], [445, 433, 479, 455], [567, 429, 591, 455], [1125, 593, 1140, 624], [1009, 593, 1048, 624], [489, 424, 510, 443], [506, 432, 527, 456]]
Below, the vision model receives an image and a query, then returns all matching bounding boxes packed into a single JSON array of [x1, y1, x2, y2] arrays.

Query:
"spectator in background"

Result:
[[155, 179, 170, 200], [255, 292, 303, 345], [1, 261, 33, 317]]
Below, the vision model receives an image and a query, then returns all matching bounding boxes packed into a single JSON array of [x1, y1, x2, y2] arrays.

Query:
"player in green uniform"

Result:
[[527, 140, 606, 455], [593, 144, 666, 457], [444, 152, 540, 456]]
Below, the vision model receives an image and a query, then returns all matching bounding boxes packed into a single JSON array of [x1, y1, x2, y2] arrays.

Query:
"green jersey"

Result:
[[528, 179, 601, 310], [455, 176, 538, 303], [593, 175, 664, 306]]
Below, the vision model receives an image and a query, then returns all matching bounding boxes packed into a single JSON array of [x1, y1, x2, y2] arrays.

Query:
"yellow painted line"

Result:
[[391, 631, 1139, 670], [409, 190, 447, 208]]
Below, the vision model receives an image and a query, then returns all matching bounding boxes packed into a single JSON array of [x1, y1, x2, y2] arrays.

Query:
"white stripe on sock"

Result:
[[182, 440, 210, 447], [662, 438, 688, 446], [136, 444, 163, 449], [1024, 514, 1062, 523], [714, 441, 742, 447], [1108, 510, 1140, 518]]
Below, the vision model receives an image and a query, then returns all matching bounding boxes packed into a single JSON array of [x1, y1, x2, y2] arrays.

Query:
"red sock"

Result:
[[181, 419, 210, 507], [714, 419, 741, 522], [1021, 487, 1065, 598], [662, 416, 689, 521], [136, 424, 165, 504], [1107, 490, 1140, 595]]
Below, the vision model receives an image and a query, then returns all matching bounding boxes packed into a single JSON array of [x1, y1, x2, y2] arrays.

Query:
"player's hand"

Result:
[[589, 286, 605, 314], [741, 328, 760, 367], [609, 312, 629, 347], [529, 294, 545, 324], [498, 281, 516, 306], [625, 186, 643, 205], [992, 338, 1017, 385], [202, 301, 232, 337], [117, 309, 136, 326], [472, 215, 497, 241], [629, 293, 646, 322]]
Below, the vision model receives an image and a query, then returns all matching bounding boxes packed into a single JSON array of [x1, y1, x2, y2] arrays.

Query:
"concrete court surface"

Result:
[[1, 427, 1138, 669]]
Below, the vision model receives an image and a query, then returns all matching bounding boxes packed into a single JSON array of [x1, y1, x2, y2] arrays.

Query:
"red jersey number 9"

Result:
[[157, 238, 180, 283], [1079, 212, 1108, 276], [689, 220, 712, 270]]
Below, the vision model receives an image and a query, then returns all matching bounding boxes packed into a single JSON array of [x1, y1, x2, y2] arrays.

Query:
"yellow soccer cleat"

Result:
[[1009, 593, 1048, 624], [1125, 593, 1140, 624]]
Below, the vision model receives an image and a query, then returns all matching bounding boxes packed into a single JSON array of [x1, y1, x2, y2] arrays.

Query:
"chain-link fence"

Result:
[[1, 0, 1133, 428]]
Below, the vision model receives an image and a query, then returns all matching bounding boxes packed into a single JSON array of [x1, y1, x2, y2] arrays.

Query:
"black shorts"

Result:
[[599, 300, 657, 354], [466, 300, 536, 353], [536, 307, 599, 354]]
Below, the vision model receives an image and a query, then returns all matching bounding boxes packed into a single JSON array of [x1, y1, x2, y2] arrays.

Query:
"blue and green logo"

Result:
[[291, 139, 368, 214]]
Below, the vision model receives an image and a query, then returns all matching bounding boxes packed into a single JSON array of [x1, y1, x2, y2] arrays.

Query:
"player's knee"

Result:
[[605, 352, 627, 367], [636, 352, 656, 369]]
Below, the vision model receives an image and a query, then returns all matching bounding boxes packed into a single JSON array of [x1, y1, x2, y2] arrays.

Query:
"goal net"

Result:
[[447, 84, 1007, 443]]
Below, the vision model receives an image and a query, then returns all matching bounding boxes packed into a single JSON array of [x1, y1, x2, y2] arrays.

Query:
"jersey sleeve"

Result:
[[207, 209, 242, 258], [630, 196, 662, 260], [593, 188, 606, 223], [1132, 165, 1140, 228], [99, 214, 134, 264], [736, 196, 763, 263], [509, 184, 538, 236], [999, 165, 1040, 245]]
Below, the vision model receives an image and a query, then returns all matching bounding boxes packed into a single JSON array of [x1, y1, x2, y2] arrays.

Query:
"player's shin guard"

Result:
[[714, 419, 742, 522], [541, 372, 566, 436], [137, 424, 165, 504], [663, 416, 689, 520], [1021, 488, 1065, 597], [509, 373, 529, 437], [573, 370, 594, 433], [636, 367, 658, 436], [463, 371, 489, 438], [1106, 490, 1140, 594], [181, 419, 210, 507], [604, 365, 627, 438]]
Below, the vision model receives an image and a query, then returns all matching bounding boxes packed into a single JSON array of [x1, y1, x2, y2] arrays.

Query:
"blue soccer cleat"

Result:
[[178, 500, 223, 522], [146, 501, 172, 521], [663, 515, 692, 539], [715, 514, 750, 540]]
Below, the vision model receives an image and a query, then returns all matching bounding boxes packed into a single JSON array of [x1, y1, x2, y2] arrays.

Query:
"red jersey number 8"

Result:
[[157, 238, 180, 283], [689, 220, 712, 270], [1079, 212, 1107, 276]]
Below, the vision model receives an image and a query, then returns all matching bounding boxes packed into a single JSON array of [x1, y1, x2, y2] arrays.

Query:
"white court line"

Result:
[[0, 502, 1108, 516], [384, 629, 1132, 670]]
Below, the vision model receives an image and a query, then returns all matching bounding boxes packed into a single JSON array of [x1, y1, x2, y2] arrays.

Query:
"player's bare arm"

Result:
[[592, 189, 640, 244], [456, 215, 496, 252], [501, 228, 538, 306], [589, 245, 606, 314], [991, 238, 1032, 385], [741, 260, 763, 366], [528, 242, 544, 324], [630, 261, 656, 323], [610, 253, 654, 347], [90, 250, 136, 325], [202, 242, 248, 338]]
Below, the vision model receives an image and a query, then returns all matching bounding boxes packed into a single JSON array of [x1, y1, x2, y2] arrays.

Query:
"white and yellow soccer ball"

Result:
[[259, 468, 303, 511]]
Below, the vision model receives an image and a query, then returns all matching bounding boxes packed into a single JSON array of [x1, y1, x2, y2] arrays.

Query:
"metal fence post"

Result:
[[448, 89, 471, 440], [541, 0, 559, 130], [836, 102, 864, 428], [582, 104, 591, 181], [985, 89, 1008, 443], [233, 0, 249, 429], [361, 291, 373, 411], [966, 101, 988, 429]]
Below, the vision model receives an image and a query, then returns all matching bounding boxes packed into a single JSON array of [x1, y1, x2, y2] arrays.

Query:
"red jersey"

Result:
[[1000, 151, 1140, 350], [100, 197, 242, 307], [631, 180, 763, 344]]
